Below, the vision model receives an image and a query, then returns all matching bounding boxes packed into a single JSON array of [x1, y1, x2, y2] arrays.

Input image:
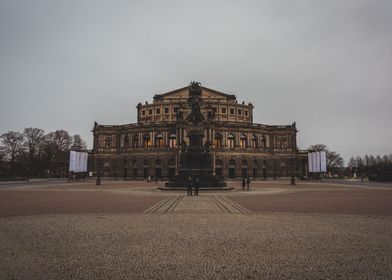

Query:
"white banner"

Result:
[[316, 151, 321, 172], [69, 151, 76, 172], [69, 151, 88, 172], [308, 151, 327, 173], [320, 151, 327, 172], [308, 153, 313, 173], [311, 152, 317, 173]]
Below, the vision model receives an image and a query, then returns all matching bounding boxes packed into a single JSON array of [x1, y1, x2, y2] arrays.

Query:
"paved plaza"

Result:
[[1, 179, 392, 279]]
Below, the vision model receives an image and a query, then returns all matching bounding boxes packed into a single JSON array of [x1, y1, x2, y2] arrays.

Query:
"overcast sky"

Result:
[[1, 0, 391, 164]]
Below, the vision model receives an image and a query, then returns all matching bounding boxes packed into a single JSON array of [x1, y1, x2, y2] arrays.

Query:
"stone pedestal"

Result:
[[164, 129, 227, 189]]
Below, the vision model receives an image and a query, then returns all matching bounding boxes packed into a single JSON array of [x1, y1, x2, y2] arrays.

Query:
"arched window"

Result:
[[104, 136, 112, 148], [133, 135, 139, 148], [241, 159, 248, 177], [240, 134, 247, 148], [251, 135, 257, 148], [169, 133, 176, 148], [261, 135, 266, 148], [227, 133, 235, 148], [124, 135, 129, 148], [214, 132, 222, 148], [155, 133, 164, 147], [143, 134, 151, 147]]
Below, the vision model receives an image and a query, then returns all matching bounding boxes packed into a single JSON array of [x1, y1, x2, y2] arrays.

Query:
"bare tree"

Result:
[[43, 130, 72, 176], [308, 144, 327, 152], [0, 145, 5, 161], [308, 144, 344, 174], [348, 157, 357, 168], [0, 131, 24, 175], [327, 151, 344, 173], [71, 134, 87, 150], [23, 128, 45, 176]]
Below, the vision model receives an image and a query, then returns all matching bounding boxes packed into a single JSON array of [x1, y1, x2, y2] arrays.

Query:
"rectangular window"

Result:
[[149, 109, 153, 115], [245, 110, 248, 116], [230, 108, 235, 114], [142, 110, 145, 116], [238, 109, 242, 115], [213, 107, 217, 113], [173, 107, 178, 113], [156, 108, 160, 114], [221, 108, 226, 114], [164, 107, 169, 114]]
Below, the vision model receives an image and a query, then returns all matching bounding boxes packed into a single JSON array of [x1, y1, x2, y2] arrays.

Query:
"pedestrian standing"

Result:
[[242, 177, 246, 191], [187, 176, 193, 196], [246, 176, 251, 190], [194, 178, 200, 196]]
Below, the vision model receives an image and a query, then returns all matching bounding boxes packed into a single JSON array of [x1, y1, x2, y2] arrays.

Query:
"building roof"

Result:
[[153, 85, 237, 101]]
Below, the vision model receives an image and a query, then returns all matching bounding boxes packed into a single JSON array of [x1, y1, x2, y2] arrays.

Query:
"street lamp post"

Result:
[[290, 155, 296, 185], [96, 159, 101, 185]]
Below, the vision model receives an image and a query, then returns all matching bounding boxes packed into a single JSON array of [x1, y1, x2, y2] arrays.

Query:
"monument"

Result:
[[93, 81, 308, 180], [163, 82, 228, 189]]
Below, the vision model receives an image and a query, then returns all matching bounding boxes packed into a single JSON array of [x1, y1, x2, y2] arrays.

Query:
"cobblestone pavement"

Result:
[[1, 180, 392, 279]]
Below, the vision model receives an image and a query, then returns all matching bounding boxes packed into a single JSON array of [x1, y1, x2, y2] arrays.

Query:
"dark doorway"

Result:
[[215, 168, 222, 177], [143, 168, 149, 178], [263, 168, 266, 179], [253, 167, 257, 179], [133, 168, 137, 178], [155, 168, 162, 179], [242, 168, 247, 178], [168, 168, 176, 178], [229, 168, 235, 178], [123, 168, 127, 179]]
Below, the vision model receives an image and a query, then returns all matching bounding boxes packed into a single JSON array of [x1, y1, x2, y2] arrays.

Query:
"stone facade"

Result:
[[92, 84, 308, 179]]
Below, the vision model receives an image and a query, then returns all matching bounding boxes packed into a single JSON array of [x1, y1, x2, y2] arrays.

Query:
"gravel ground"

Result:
[[1, 213, 392, 280], [229, 189, 392, 215], [1, 180, 392, 279], [0, 190, 162, 218]]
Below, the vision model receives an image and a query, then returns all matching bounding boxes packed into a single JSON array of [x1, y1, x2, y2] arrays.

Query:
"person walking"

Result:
[[246, 176, 251, 191], [194, 178, 200, 196], [242, 177, 246, 191], [187, 176, 193, 196]]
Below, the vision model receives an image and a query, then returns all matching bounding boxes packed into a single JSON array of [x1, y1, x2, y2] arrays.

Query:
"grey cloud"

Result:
[[1, 0, 391, 163]]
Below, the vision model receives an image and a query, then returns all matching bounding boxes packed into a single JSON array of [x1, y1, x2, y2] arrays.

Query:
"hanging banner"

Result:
[[69, 151, 88, 172], [316, 151, 321, 172], [320, 151, 327, 172], [308, 153, 313, 173], [308, 151, 328, 173], [311, 152, 318, 172]]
